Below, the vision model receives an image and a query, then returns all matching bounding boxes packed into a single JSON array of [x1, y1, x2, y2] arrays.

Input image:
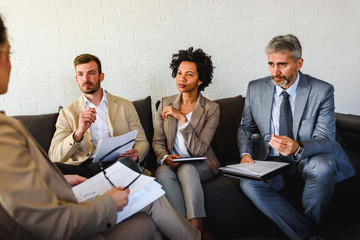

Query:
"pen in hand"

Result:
[[123, 172, 142, 190]]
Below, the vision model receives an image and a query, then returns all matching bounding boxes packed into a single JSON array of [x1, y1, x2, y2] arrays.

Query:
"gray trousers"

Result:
[[155, 161, 214, 219], [100, 196, 200, 240]]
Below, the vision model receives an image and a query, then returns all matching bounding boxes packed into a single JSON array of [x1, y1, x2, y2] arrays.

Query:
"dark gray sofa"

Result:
[[13, 95, 360, 239]]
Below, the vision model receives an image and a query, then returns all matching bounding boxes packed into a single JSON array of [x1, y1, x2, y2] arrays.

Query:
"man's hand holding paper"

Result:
[[93, 130, 138, 162]]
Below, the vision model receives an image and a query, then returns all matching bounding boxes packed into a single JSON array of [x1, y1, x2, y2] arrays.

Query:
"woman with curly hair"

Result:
[[153, 47, 220, 235]]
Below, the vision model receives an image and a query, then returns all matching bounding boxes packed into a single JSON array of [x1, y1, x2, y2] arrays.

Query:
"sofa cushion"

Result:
[[212, 95, 245, 166], [132, 96, 156, 170], [13, 113, 59, 153]]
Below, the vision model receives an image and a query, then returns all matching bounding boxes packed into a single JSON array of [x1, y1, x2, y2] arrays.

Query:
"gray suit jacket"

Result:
[[237, 72, 355, 183], [152, 93, 220, 174]]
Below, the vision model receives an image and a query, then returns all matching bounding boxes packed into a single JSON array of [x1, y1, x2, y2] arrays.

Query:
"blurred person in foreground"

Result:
[[0, 15, 200, 240]]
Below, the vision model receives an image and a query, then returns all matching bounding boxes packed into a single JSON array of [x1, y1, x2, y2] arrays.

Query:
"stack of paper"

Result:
[[72, 161, 165, 223]]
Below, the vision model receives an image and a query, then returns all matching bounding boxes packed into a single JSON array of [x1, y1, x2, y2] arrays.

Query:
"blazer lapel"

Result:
[[166, 94, 181, 151], [262, 78, 275, 133], [106, 91, 117, 137], [293, 72, 310, 140], [190, 93, 205, 131]]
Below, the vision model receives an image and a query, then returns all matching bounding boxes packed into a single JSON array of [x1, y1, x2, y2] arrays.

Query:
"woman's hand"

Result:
[[162, 106, 188, 125], [164, 154, 181, 168], [64, 174, 87, 187]]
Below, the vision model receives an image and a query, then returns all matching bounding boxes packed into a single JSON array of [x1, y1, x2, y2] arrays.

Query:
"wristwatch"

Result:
[[294, 141, 304, 159]]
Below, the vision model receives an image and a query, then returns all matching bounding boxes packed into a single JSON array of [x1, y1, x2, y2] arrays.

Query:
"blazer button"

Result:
[[70, 143, 72, 146], [90, 139, 93, 142], [87, 153, 90, 156], [106, 223, 112, 229]]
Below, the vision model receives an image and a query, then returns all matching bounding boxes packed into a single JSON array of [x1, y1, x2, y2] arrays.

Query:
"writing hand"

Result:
[[162, 106, 188, 125], [64, 174, 87, 187], [269, 134, 299, 156], [74, 108, 97, 142], [105, 187, 130, 211], [164, 154, 181, 168], [240, 154, 255, 164]]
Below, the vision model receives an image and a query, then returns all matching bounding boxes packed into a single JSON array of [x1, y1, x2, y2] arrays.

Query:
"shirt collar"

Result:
[[83, 88, 108, 107], [275, 71, 300, 97]]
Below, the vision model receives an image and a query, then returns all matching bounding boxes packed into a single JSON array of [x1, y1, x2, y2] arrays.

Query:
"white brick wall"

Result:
[[0, 0, 359, 115]]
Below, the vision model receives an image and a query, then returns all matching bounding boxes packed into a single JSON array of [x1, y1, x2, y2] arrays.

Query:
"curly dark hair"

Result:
[[170, 47, 214, 92], [0, 15, 6, 46]]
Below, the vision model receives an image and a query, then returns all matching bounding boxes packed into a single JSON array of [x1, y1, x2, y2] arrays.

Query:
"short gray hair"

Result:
[[265, 34, 302, 61]]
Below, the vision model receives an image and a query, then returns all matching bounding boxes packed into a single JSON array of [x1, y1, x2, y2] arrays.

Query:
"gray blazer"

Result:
[[237, 71, 355, 183], [152, 93, 220, 174]]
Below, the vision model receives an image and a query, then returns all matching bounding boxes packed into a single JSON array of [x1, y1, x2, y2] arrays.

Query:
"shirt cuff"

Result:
[[158, 155, 168, 165], [241, 153, 252, 158]]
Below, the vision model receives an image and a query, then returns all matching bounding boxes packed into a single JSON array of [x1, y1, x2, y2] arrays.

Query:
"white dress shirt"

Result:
[[83, 89, 111, 158]]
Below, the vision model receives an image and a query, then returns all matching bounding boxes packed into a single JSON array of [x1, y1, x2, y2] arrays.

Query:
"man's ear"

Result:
[[297, 58, 304, 71], [100, 73, 105, 82]]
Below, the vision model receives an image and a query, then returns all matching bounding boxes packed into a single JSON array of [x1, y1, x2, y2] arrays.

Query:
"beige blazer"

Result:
[[0, 113, 117, 240], [48, 91, 149, 165], [152, 93, 220, 174]]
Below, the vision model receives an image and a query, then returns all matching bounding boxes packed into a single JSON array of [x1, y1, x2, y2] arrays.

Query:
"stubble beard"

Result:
[[271, 73, 295, 88], [81, 81, 100, 94]]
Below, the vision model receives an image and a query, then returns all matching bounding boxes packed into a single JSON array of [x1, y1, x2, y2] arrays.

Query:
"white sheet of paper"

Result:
[[93, 130, 138, 162], [72, 161, 165, 223], [116, 181, 165, 223]]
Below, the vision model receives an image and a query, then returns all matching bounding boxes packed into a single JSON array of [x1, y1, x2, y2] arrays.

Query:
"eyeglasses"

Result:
[[98, 140, 142, 189], [0, 50, 12, 61], [249, 133, 272, 142], [241, 125, 272, 143]]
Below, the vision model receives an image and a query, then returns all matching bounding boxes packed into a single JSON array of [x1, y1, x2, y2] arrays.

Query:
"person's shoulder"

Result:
[[62, 96, 83, 111], [301, 73, 334, 92], [107, 91, 133, 105], [161, 94, 179, 106], [249, 76, 271, 87], [0, 113, 26, 136], [199, 94, 219, 108], [302, 73, 333, 87]]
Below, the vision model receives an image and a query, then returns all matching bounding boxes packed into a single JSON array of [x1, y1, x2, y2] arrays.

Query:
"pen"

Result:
[[123, 172, 141, 190]]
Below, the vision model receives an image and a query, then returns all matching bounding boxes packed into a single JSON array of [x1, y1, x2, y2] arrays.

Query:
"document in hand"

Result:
[[72, 161, 165, 223], [219, 160, 289, 181], [93, 130, 138, 162], [172, 156, 207, 162]]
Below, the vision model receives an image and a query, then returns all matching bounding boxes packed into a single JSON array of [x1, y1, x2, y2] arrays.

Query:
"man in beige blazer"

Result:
[[49, 54, 149, 177]]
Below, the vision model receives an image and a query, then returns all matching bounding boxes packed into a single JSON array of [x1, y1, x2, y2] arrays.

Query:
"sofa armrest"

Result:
[[335, 113, 360, 155]]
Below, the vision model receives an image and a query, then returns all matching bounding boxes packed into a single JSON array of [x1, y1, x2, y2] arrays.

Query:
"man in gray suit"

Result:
[[237, 34, 355, 240]]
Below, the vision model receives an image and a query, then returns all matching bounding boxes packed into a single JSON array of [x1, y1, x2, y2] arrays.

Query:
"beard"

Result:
[[271, 73, 295, 87], [81, 80, 100, 94]]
